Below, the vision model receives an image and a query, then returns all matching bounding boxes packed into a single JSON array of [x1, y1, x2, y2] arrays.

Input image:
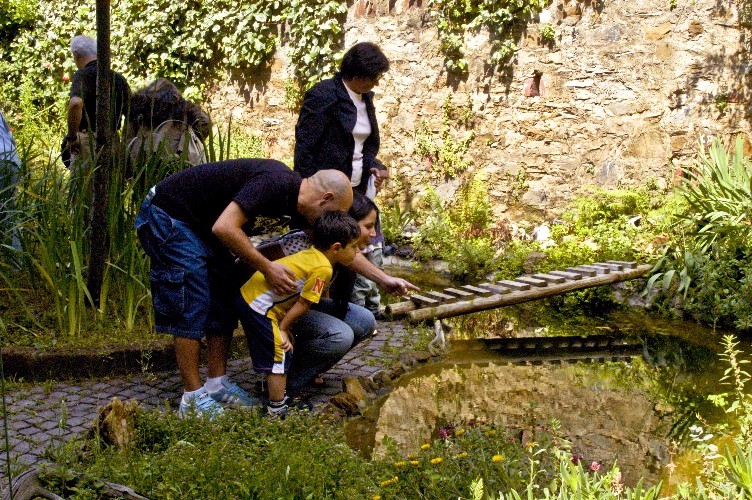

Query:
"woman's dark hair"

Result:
[[340, 42, 389, 80], [129, 78, 188, 130], [349, 190, 379, 222]]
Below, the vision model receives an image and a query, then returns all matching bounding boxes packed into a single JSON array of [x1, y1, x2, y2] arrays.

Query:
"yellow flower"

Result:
[[430, 457, 443, 465], [455, 428, 466, 436], [525, 441, 538, 450], [407, 453, 418, 460], [492, 454, 504, 462], [421, 443, 431, 450], [410, 460, 420, 466], [485, 430, 496, 436], [394, 461, 407, 467], [455, 452, 468, 459], [379, 477, 399, 487], [373, 496, 382, 500]]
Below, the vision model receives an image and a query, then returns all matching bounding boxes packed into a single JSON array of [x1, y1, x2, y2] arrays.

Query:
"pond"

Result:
[[347, 264, 749, 491]]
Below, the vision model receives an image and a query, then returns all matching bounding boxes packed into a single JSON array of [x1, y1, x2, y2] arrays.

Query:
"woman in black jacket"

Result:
[[294, 42, 390, 317]]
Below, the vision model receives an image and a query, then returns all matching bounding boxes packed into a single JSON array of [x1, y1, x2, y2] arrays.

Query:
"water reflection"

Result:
[[347, 307, 744, 488]]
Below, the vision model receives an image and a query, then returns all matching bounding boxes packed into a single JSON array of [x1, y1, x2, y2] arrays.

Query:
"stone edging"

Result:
[[2, 331, 248, 382]]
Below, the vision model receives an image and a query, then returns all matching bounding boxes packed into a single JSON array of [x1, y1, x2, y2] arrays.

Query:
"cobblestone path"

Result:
[[1, 320, 415, 470]]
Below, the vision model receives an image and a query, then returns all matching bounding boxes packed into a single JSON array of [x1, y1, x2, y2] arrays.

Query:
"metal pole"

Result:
[[87, 0, 112, 307]]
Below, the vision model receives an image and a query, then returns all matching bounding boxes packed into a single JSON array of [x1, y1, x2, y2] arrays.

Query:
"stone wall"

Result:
[[206, 0, 751, 227]]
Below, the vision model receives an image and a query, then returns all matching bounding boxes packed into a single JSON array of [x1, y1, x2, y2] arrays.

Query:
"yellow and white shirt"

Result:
[[240, 247, 332, 322]]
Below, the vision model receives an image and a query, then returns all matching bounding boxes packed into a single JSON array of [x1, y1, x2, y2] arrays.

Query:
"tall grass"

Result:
[[0, 115, 257, 346]]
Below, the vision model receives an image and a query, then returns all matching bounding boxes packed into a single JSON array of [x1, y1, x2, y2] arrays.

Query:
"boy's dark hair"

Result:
[[312, 211, 361, 251], [340, 42, 390, 80]]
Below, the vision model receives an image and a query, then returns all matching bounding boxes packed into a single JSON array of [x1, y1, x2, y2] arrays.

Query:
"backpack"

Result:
[[127, 119, 207, 168]]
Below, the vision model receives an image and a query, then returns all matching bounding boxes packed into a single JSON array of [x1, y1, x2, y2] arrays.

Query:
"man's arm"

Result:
[[347, 253, 419, 296], [66, 97, 83, 152], [212, 201, 297, 295]]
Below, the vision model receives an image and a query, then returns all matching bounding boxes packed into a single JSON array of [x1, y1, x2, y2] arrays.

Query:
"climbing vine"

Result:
[[286, 0, 348, 92], [0, 0, 347, 117], [427, 0, 547, 75]]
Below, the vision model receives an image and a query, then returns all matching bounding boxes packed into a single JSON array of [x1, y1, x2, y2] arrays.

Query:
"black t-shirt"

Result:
[[69, 60, 131, 132], [151, 158, 307, 243]]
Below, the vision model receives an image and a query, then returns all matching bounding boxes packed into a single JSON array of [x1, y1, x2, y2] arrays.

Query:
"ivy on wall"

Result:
[[0, 0, 347, 119], [427, 0, 548, 75]]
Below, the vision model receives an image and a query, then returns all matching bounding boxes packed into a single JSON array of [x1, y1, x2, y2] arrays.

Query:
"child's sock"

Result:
[[268, 395, 289, 415], [204, 376, 224, 393]]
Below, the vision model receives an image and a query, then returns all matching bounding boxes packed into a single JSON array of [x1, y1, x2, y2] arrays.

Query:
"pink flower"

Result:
[[62, 73, 70, 82], [571, 454, 583, 465], [439, 427, 452, 440], [589, 461, 601, 472]]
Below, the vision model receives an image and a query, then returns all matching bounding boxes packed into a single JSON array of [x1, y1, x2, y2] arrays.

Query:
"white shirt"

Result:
[[343, 81, 371, 188]]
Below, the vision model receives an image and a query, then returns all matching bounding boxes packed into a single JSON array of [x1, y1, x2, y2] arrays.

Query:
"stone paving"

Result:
[[1, 320, 416, 470]]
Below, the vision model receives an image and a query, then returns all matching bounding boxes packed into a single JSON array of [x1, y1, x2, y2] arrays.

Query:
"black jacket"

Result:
[[294, 73, 385, 192]]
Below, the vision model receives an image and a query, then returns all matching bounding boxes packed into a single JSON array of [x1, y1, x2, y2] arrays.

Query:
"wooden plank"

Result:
[[548, 270, 583, 280], [606, 260, 637, 269], [444, 287, 475, 299], [532, 273, 566, 284], [461, 285, 495, 296], [477, 283, 510, 294], [593, 262, 623, 271], [576, 264, 610, 275], [498, 280, 531, 291], [406, 264, 652, 322], [515, 276, 548, 287], [565, 266, 597, 277], [424, 291, 457, 303], [409, 294, 439, 306]]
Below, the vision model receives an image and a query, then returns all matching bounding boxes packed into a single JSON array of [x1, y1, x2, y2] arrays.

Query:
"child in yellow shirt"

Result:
[[237, 211, 361, 416]]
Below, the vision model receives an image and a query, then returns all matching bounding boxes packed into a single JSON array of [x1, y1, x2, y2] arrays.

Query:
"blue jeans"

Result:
[[286, 298, 375, 394], [352, 246, 383, 315], [136, 191, 238, 338]]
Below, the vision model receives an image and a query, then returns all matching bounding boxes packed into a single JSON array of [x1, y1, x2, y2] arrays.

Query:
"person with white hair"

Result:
[[64, 35, 131, 169]]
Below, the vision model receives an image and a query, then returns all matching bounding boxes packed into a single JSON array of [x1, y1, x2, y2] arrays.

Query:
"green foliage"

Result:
[[0, 1, 347, 119], [380, 197, 415, 246], [539, 23, 556, 43], [412, 173, 505, 280], [285, 0, 347, 93], [414, 95, 475, 179], [115, 0, 282, 94], [648, 137, 752, 331], [0, 0, 37, 44], [427, 0, 547, 75]]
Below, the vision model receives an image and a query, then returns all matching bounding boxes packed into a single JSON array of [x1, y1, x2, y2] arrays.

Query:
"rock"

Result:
[[523, 251, 548, 273], [358, 376, 379, 393], [688, 20, 703, 37], [531, 225, 554, 248], [91, 397, 139, 449], [343, 376, 367, 401], [642, 23, 672, 41], [398, 351, 419, 367], [410, 350, 433, 362], [328, 392, 362, 415], [372, 370, 393, 387]]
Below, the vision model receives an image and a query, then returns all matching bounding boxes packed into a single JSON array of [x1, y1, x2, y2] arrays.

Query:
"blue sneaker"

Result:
[[208, 376, 260, 407], [179, 388, 224, 419]]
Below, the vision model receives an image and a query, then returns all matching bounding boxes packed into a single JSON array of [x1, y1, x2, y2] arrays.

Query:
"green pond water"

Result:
[[347, 265, 750, 492]]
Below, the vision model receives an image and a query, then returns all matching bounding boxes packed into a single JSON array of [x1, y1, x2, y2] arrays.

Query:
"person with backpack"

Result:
[[126, 78, 211, 171]]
